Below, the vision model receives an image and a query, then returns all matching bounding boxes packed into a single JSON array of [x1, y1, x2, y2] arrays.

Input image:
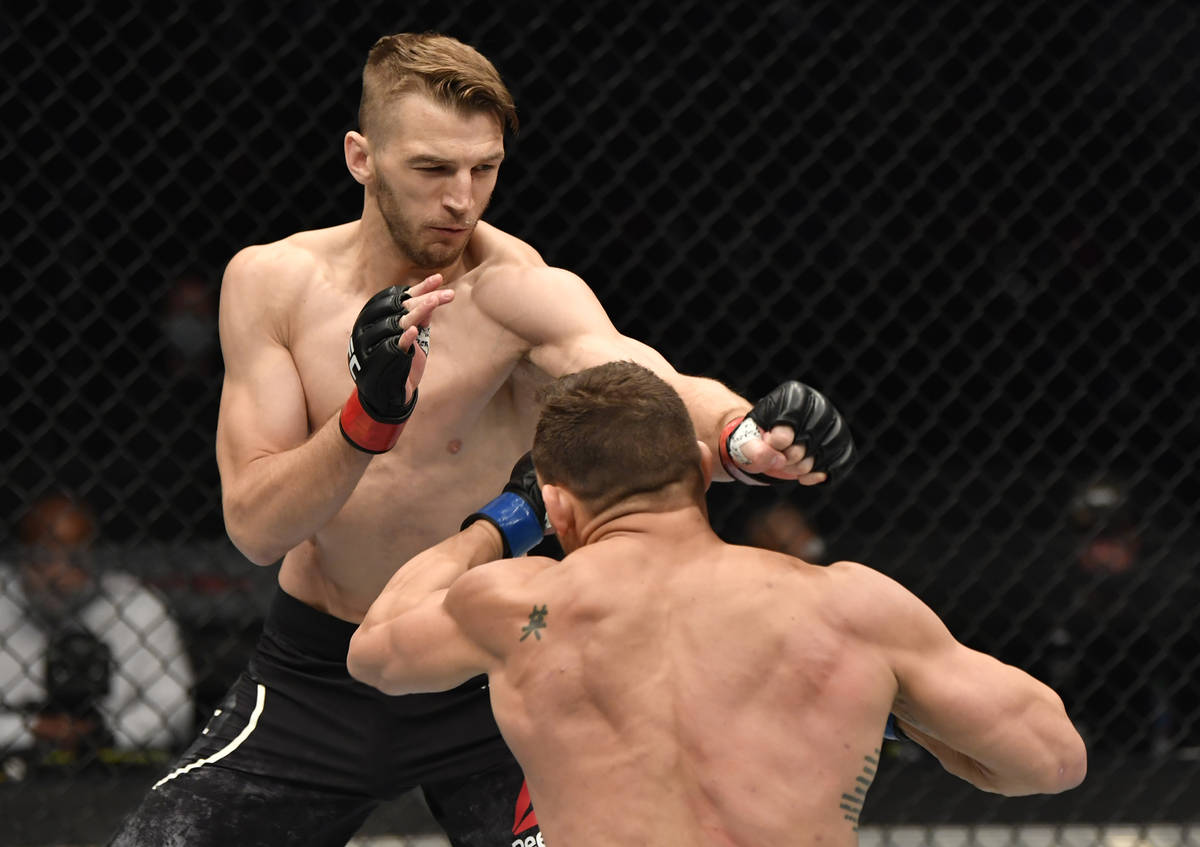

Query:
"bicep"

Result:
[[480, 266, 676, 379], [214, 255, 311, 481]]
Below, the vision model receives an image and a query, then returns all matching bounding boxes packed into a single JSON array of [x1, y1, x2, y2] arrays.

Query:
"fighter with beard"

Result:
[[110, 32, 856, 847]]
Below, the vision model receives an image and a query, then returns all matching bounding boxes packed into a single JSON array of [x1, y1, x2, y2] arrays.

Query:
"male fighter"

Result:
[[349, 363, 1087, 847], [110, 32, 854, 846]]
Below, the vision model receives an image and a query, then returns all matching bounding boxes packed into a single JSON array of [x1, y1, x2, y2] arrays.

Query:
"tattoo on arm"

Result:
[[520, 605, 548, 642], [839, 748, 879, 831]]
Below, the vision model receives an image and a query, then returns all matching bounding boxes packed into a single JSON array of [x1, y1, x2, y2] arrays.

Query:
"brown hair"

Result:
[[533, 362, 703, 514], [359, 32, 518, 138]]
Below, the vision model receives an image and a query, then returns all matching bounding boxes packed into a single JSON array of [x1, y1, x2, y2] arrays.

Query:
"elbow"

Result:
[[1012, 730, 1088, 796], [228, 525, 285, 567], [223, 496, 286, 566], [347, 630, 424, 696], [346, 629, 389, 693], [1036, 702, 1088, 794], [1050, 731, 1088, 793]]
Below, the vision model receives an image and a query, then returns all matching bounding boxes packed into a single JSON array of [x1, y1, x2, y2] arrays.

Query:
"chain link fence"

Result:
[[3, 1, 1198, 844]]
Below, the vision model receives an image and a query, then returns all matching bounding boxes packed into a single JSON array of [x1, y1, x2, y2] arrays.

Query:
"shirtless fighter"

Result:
[[109, 32, 854, 846], [348, 361, 1087, 847]]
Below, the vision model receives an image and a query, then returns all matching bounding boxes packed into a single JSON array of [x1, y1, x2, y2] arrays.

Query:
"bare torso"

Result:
[[478, 528, 898, 847], [243, 221, 550, 619]]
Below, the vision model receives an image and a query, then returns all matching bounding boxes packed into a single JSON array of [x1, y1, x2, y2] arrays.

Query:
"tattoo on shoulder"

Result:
[[520, 605, 548, 642], [839, 748, 879, 831]]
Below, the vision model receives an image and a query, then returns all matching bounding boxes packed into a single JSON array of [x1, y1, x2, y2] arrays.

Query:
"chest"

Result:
[[288, 288, 535, 441]]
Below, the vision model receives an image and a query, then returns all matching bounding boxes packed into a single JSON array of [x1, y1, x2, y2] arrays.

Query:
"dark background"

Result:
[[2, 0, 1198, 839]]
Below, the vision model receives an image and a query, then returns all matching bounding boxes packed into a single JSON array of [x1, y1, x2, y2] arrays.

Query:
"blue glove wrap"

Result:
[[465, 492, 544, 558]]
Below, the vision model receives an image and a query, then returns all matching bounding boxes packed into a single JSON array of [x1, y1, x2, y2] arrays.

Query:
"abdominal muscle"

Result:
[[278, 376, 538, 623]]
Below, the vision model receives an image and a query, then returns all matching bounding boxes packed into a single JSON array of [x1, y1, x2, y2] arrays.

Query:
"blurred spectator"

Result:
[[0, 493, 194, 759], [742, 499, 828, 563], [1040, 475, 1174, 754], [160, 274, 220, 381]]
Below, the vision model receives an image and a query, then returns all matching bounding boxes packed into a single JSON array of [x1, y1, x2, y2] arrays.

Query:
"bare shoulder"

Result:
[[446, 555, 559, 611], [220, 225, 352, 346], [444, 556, 560, 651], [469, 220, 549, 268], [822, 560, 947, 648], [467, 224, 597, 313], [222, 227, 344, 303]]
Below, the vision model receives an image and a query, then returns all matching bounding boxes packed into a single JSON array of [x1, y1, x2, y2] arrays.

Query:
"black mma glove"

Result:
[[339, 285, 430, 453], [719, 381, 856, 485], [461, 453, 551, 558]]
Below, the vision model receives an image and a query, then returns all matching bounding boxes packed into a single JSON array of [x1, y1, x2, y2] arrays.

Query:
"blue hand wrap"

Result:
[[467, 492, 544, 558], [884, 713, 908, 741]]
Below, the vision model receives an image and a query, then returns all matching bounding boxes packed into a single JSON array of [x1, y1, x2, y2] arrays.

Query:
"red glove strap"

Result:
[[340, 388, 404, 454]]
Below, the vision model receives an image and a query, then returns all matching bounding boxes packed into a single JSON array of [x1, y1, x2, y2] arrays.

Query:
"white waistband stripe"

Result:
[[153, 683, 267, 790]]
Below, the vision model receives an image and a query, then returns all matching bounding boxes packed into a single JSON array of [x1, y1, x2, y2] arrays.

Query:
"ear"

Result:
[[542, 484, 573, 539], [344, 130, 372, 186], [697, 441, 714, 491]]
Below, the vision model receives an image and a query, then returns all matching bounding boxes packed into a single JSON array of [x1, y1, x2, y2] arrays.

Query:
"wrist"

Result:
[[719, 416, 769, 486], [461, 520, 506, 566], [462, 492, 544, 558], [340, 388, 405, 453]]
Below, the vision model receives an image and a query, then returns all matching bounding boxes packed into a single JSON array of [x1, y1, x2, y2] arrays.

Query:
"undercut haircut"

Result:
[[359, 32, 518, 139], [533, 362, 704, 515]]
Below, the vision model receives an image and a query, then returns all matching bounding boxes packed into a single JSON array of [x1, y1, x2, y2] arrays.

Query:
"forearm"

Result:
[[896, 687, 1086, 796], [349, 522, 503, 693], [663, 373, 749, 480], [222, 413, 373, 565]]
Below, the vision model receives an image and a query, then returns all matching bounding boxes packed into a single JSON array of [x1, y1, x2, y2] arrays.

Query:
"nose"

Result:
[[442, 171, 473, 216]]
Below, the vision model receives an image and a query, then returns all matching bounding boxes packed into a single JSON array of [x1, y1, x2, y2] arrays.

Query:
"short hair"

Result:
[[533, 362, 704, 514], [359, 32, 518, 139]]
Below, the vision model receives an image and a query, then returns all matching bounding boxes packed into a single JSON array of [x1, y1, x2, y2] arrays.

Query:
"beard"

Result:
[[375, 173, 489, 270]]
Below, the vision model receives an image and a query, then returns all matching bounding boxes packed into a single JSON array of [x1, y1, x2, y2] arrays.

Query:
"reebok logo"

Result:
[[512, 778, 540, 845]]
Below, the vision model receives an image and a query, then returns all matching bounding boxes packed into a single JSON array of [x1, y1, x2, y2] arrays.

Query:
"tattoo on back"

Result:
[[839, 748, 879, 831], [520, 605, 548, 642]]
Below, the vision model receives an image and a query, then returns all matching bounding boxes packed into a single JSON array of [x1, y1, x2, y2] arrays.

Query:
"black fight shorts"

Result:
[[108, 587, 542, 847]]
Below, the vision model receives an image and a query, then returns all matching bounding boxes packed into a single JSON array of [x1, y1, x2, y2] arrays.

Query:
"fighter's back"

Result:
[[486, 531, 898, 847]]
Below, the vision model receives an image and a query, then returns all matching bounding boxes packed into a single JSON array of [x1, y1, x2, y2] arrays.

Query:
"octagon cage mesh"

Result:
[[2, 2, 1198, 845]]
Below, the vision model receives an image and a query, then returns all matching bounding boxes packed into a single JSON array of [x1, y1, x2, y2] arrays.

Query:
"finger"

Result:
[[400, 288, 454, 328], [395, 325, 422, 354], [405, 273, 446, 298], [782, 443, 810, 466], [764, 424, 796, 452], [778, 452, 815, 477], [793, 470, 828, 487], [399, 326, 428, 387], [736, 436, 787, 472]]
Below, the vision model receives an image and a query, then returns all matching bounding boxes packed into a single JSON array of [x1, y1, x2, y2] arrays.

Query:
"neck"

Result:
[[578, 498, 714, 550], [353, 201, 468, 293]]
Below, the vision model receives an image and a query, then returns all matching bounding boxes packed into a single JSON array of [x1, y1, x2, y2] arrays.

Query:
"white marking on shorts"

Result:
[[152, 683, 266, 790]]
